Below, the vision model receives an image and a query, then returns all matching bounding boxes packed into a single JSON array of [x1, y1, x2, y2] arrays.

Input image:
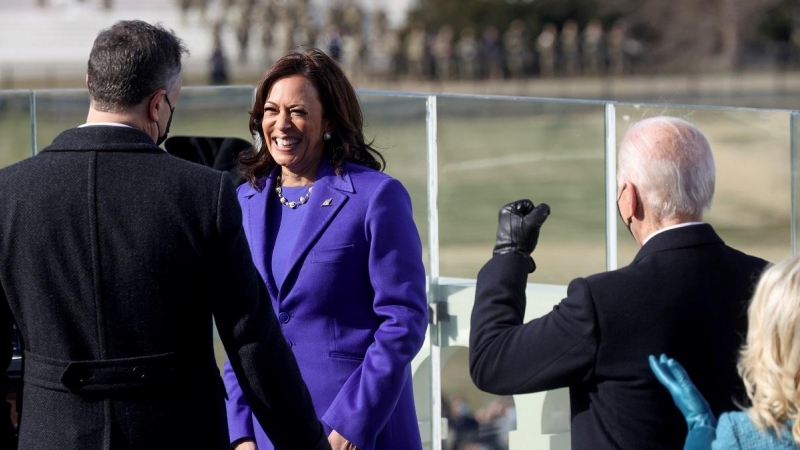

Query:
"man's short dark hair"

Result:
[[87, 20, 188, 112]]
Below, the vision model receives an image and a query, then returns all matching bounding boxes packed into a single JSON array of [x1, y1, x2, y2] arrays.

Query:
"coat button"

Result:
[[278, 312, 290, 324]]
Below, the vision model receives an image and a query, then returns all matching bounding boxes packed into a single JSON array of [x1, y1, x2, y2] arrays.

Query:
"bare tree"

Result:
[[602, 0, 781, 71]]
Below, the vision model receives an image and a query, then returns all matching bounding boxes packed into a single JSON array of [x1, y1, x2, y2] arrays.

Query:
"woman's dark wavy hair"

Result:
[[240, 48, 385, 189]]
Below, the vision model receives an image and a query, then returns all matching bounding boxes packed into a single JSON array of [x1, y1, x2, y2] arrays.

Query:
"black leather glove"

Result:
[[493, 199, 551, 272]]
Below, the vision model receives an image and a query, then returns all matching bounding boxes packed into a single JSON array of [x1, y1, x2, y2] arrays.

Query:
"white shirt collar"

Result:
[[78, 122, 135, 129], [642, 222, 705, 245]]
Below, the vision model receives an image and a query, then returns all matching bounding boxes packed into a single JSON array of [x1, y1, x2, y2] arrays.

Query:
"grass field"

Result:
[[1, 87, 793, 284], [363, 97, 793, 283]]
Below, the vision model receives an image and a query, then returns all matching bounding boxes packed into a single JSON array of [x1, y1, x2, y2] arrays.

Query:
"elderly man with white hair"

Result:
[[469, 116, 769, 450]]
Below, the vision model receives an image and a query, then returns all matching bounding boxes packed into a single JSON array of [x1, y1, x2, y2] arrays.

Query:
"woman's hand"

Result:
[[648, 354, 717, 430], [328, 430, 358, 450], [232, 439, 257, 450]]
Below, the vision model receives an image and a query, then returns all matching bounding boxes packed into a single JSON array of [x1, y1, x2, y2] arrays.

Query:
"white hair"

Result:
[[617, 116, 715, 221]]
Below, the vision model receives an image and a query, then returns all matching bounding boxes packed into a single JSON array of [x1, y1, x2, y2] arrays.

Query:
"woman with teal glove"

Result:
[[650, 254, 800, 450]]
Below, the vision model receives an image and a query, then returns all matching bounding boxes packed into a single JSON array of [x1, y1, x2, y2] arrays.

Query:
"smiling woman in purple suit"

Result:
[[222, 48, 429, 450]]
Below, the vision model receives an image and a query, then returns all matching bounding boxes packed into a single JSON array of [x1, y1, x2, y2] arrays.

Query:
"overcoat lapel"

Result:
[[242, 174, 280, 300], [279, 160, 352, 300]]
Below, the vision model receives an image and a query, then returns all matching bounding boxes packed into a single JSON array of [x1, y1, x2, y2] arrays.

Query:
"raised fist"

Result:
[[493, 199, 550, 271]]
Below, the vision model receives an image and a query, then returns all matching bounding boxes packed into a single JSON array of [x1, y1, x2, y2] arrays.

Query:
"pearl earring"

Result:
[[323, 132, 331, 141]]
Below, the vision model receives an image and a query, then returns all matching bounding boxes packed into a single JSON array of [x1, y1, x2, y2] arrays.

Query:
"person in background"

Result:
[[223, 48, 428, 450], [469, 116, 768, 449], [0, 20, 328, 450], [209, 26, 229, 85], [651, 254, 800, 449]]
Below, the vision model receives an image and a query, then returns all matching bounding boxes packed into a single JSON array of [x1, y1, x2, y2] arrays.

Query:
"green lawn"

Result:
[[1, 90, 793, 283]]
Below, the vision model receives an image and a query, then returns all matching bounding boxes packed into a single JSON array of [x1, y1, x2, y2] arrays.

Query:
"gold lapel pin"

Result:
[[322, 198, 333, 206]]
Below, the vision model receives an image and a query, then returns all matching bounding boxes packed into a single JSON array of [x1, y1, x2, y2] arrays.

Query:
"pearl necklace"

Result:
[[275, 173, 313, 209]]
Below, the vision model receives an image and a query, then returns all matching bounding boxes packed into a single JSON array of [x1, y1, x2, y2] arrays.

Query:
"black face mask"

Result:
[[156, 94, 175, 147]]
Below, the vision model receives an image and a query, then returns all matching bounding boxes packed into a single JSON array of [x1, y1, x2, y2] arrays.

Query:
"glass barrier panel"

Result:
[[164, 86, 261, 370], [32, 88, 88, 153], [0, 90, 34, 167], [435, 278, 572, 450], [436, 96, 608, 284], [358, 92, 435, 448], [33, 86, 255, 157], [12, 86, 800, 450], [137, 85, 262, 373], [435, 96, 606, 450], [168, 85, 255, 142], [614, 105, 793, 265], [358, 92, 430, 272]]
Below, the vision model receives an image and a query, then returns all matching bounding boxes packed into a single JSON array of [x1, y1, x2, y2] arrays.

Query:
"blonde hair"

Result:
[[617, 116, 715, 221], [738, 254, 800, 444]]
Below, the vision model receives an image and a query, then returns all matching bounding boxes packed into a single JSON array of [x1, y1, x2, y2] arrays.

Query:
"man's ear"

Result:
[[619, 182, 637, 220], [148, 90, 166, 123], [627, 183, 643, 220]]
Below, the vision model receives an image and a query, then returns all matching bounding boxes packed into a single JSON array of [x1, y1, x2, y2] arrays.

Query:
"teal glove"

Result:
[[648, 354, 717, 430]]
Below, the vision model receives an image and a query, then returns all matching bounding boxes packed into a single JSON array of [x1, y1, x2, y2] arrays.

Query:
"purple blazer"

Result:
[[223, 159, 428, 450]]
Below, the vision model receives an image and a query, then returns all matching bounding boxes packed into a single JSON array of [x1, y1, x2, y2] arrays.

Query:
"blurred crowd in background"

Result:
[[191, 0, 641, 85], [444, 395, 516, 450], [186, 0, 800, 86], [26, 0, 800, 89]]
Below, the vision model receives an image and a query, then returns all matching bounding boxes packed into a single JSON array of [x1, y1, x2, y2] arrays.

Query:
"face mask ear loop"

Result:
[[616, 184, 634, 238], [156, 94, 175, 146]]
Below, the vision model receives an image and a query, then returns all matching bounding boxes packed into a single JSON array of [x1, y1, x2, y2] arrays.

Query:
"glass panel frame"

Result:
[[792, 111, 800, 255], [32, 88, 89, 153], [0, 89, 35, 167]]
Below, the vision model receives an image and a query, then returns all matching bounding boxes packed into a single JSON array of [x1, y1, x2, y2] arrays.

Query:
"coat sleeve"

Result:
[[222, 359, 255, 444], [687, 424, 716, 450], [469, 252, 598, 394], [709, 413, 739, 450], [0, 282, 15, 450], [320, 177, 429, 449], [210, 173, 329, 450]]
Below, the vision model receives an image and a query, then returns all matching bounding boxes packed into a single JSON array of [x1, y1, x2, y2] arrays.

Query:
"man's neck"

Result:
[[86, 108, 143, 129], [636, 215, 703, 246]]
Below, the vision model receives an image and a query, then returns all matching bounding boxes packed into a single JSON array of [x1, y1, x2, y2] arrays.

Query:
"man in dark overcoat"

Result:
[[470, 116, 769, 450], [0, 20, 329, 450]]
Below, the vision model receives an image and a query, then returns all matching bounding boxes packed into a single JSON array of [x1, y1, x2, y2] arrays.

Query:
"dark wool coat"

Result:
[[0, 125, 327, 450], [470, 224, 769, 450]]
